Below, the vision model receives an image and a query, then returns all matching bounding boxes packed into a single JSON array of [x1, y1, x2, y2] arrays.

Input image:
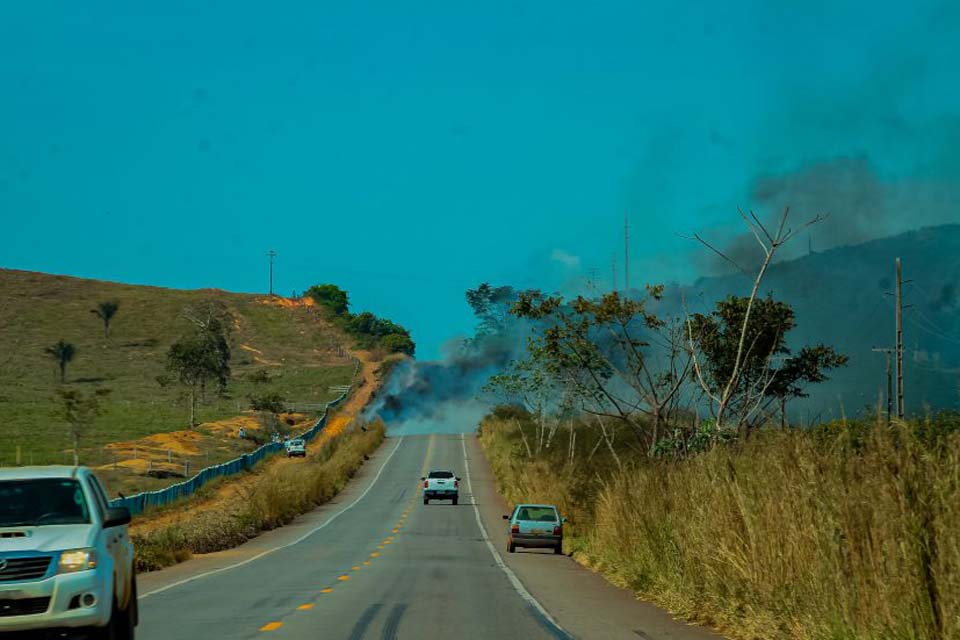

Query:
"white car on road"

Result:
[[0, 466, 138, 639], [285, 438, 306, 458], [422, 470, 460, 505]]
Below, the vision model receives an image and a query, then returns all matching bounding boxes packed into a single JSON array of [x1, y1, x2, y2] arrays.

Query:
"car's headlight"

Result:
[[58, 548, 98, 573]]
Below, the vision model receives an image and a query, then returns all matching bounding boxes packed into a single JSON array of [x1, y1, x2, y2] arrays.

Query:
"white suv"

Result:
[[0, 466, 137, 639]]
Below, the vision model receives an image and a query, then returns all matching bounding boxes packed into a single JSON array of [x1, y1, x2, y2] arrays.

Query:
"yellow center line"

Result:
[[363, 561, 371, 566], [260, 622, 283, 632], [338, 575, 350, 581], [377, 545, 385, 550], [320, 588, 334, 593], [392, 528, 400, 533], [297, 604, 314, 611], [383, 540, 392, 545], [352, 565, 361, 570], [370, 552, 380, 557]]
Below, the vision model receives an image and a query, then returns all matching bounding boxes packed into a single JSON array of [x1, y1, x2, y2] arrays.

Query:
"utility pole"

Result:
[[895, 258, 904, 419], [623, 211, 630, 295], [268, 249, 277, 296], [611, 252, 617, 293], [872, 347, 893, 425]]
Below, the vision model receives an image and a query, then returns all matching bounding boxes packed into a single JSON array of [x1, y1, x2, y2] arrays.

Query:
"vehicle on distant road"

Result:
[[285, 438, 306, 458], [0, 466, 138, 639], [422, 470, 459, 505], [504, 504, 564, 554]]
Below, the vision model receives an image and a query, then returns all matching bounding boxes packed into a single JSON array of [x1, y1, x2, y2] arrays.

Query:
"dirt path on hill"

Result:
[[129, 351, 383, 537]]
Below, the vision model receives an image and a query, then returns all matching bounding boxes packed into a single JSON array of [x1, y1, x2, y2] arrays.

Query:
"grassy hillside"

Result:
[[0, 269, 356, 467]]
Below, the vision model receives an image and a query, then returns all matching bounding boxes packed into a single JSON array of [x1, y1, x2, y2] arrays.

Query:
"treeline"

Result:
[[305, 284, 415, 356]]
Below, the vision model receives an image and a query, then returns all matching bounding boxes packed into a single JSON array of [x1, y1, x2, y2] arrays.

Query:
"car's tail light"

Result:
[[511, 524, 519, 534], [423, 481, 428, 489], [553, 526, 562, 535], [454, 480, 459, 489]]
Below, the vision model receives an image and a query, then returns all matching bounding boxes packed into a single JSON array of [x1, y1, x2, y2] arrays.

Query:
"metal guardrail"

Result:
[[108, 388, 352, 517]]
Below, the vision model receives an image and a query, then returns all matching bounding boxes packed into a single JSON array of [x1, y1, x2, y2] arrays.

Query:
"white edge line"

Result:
[[459, 433, 568, 636], [139, 436, 405, 599]]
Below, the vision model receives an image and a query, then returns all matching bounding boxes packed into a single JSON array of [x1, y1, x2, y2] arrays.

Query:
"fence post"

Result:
[[167, 450, 172, 463]]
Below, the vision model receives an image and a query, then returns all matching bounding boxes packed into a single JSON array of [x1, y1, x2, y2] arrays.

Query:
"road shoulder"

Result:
[[464, 433, 725, 640]]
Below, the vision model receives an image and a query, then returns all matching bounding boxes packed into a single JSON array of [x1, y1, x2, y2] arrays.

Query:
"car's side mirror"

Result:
[[502, 515, 510, 520], [420, 477, 426, 481], [456, 477, 461, 481], [103, 507, 131, 529], [561, 517, 568, 523]]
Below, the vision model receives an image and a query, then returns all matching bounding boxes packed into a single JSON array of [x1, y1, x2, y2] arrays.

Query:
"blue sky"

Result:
[[2, 1, 958, 358]]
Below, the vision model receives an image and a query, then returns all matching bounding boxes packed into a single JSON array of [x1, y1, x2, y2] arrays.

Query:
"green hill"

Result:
[[0, 269, 356, 466]]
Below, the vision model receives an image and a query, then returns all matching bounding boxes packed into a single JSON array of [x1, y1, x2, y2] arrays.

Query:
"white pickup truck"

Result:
[[0, 466, 138, 639], [421, 470, 460, 505]]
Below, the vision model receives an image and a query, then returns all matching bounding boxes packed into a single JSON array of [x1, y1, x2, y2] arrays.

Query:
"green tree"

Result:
[[90, 301, 120, 338], [45, 340, 76, 383], [166, 322, 231, 427], [510, 287, 691, 454], [55, 387, 111, 465], [381, 333, 415, 356], [690, 295, 848, 433], [306, 284, 350, 315]]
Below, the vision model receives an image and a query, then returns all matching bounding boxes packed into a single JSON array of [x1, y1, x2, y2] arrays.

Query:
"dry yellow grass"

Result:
[[479, 414, 960, 640]]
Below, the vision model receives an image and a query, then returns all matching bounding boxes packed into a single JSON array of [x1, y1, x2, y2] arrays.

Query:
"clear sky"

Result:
[[2, 1, 958, 358]]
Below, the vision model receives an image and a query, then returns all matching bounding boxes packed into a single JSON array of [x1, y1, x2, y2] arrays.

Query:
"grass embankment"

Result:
[[479, 412, 960, 640], [0, 269, 354, 470], [133, 419, 385, 572]]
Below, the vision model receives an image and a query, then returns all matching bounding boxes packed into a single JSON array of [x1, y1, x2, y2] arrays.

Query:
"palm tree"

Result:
[[45, 340, 76, 383], [91, 301, 120, 339]]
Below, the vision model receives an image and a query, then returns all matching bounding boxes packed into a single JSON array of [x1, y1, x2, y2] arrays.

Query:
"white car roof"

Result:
[[0, 466, 86, 481]]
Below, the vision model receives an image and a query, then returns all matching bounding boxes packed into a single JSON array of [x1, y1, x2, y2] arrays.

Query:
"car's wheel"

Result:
[[507, 539, 516, 553], [423, 498, 429, 505], [452, 496, 458, 505], [93, 586, 135, 640], [554, 542, 563, 555]]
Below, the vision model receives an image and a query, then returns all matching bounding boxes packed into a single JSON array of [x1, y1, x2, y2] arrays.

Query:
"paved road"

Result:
[[137, 434, 722, 640]]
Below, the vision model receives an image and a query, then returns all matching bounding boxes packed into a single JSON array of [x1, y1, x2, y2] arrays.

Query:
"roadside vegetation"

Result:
[[480, 411, 960, 640], [474, 209, 960, 639], [133, 419, 385, 572]]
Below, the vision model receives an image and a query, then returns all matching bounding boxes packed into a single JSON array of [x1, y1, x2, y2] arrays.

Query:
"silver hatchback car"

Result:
[[503, 504, 564, 554]]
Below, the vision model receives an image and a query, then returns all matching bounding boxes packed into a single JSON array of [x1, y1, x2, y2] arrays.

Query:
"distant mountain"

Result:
[[666, 224, 960, 419]]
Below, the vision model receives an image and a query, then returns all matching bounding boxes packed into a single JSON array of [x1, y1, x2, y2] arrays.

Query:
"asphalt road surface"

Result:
[[137, 434, 723, 640]]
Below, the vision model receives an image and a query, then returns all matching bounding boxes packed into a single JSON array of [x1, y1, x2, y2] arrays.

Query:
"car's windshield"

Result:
[[428, 471, 454, 479], [516, 507, 558, 523], [0, 479, 91, 527]]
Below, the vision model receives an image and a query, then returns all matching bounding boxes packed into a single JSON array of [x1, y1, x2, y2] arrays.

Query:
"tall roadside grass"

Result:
[[133, 420, 385, 572], [478, 412, 960, 640]]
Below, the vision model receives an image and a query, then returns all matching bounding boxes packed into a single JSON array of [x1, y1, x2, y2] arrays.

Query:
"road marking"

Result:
[[320, 588, 333, 593], [260, 622, 283, 631], [140, 437, 405, 599], [370, 552, 380, 557], [352, 565, 361, 570], [377, 545, 384, 549], [338, 575, 350, 581], [363, 561, 371, 566], [459, 434, 570, 638], [297, 604, 314, 611], [392, 528, 400, 533]]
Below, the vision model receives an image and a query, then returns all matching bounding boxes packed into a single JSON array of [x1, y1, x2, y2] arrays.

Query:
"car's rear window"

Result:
[[0, 479, 91, 527], [289, 440, 304, 446], [516, 506, 558, 522], [428, 471, 454, 479]]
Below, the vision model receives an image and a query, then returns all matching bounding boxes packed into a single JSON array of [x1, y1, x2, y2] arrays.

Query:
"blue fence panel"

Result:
[[109, 386, 352, 516]]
